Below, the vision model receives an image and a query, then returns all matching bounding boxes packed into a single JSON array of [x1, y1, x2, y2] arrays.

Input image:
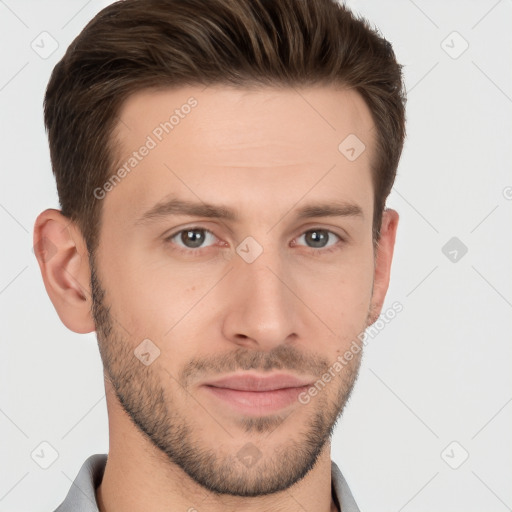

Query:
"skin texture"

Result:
[[34, 85, 399, 512]]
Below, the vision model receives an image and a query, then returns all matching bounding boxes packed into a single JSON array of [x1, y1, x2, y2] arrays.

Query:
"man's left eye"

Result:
[[294, 229, 341, 250]]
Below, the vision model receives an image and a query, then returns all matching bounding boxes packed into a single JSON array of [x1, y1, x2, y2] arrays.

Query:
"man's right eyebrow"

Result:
[[135, 198, 239, 225]]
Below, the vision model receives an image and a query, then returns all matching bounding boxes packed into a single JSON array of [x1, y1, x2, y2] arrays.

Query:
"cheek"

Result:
[[100, 247, 217, 341], [292, 249, 375, 341], [304, 270, 372, 331]]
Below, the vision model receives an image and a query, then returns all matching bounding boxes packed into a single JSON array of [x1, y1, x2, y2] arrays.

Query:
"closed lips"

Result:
[[202, 374, 313, 392]]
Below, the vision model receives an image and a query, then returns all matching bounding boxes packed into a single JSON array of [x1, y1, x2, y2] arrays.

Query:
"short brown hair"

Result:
[[44, 0, 406, 253]]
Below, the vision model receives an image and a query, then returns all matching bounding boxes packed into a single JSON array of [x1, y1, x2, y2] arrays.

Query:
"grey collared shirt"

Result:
[[54, 454, 360, 512]]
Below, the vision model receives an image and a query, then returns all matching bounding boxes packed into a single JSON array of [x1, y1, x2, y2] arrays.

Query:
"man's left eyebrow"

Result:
[[295, 201, 364, 220]]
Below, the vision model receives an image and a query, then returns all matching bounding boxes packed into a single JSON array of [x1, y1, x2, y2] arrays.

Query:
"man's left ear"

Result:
[[368, 208, 399, 325], [33, 209, 96, 334]]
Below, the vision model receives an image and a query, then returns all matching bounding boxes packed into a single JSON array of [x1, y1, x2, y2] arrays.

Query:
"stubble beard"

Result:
[[90, 256, 365, 497]]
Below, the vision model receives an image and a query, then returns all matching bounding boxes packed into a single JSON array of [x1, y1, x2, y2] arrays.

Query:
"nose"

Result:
[[221, 247, 303, 351]]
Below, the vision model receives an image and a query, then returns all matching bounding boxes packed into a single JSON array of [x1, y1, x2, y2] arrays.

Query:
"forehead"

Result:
[[104, 85, 376, 225], [115, 84, 375, 162]]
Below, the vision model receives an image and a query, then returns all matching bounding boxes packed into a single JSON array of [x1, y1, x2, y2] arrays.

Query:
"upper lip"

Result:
[[202, 373, 314, 392]]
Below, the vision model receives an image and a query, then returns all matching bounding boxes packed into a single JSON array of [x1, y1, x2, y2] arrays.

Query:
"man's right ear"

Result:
[[33, 209, 96, 334]]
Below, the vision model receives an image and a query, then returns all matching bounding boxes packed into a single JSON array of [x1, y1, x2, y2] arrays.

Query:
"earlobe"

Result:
[[33, 209, 96, 334], [368, 208, 399, 325]]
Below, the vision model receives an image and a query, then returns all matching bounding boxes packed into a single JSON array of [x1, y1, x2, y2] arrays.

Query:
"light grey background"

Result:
[[1, 1, 511, 511]]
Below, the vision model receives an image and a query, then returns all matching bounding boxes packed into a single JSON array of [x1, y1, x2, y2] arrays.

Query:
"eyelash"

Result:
[[164, 226, 344, 256]]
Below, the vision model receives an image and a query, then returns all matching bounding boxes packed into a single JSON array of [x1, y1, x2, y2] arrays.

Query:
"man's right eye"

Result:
[[165, 227, 220, 253]]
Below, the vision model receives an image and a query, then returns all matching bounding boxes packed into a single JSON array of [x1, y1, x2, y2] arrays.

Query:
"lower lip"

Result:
[[202, 385, 309, 416]]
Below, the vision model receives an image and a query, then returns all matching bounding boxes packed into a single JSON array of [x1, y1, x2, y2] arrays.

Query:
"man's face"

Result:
[[92, 85, 378, 496]]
